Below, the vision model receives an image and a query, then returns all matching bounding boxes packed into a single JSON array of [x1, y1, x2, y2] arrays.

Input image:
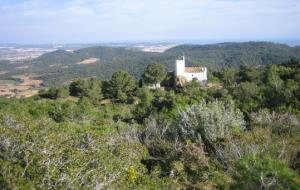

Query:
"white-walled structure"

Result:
[[175, 56, 207, 83]]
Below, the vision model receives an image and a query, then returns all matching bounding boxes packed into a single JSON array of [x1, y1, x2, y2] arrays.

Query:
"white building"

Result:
[[175, 56, 207, 85]]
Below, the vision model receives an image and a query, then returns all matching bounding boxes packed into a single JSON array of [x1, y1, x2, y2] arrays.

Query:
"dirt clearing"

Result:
[[77, 58, 99, 65]]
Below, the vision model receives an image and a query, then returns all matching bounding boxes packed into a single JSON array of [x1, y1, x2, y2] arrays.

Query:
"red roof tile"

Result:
[[185, 67, 205, 73]]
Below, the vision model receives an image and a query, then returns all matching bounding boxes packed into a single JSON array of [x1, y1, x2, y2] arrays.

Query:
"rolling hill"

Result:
[[1, 42, 300, 86]]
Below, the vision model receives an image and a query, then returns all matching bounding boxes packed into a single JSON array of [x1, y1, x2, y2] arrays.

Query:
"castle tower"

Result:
[[175, 56, 185, 76]]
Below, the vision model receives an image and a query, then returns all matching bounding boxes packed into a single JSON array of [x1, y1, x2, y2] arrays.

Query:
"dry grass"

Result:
[[0, 74, 42, 98], [49, 64, 62, 67], [77, 58, 99, 65], [0, 70, 9, 75], [100, 99, 113, 105], [16, 90, 39, 98], [205, 82, 223, 89], [15, 65, 31, 69]]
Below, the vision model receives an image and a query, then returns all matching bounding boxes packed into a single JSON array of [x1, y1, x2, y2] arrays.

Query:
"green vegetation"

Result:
[[103, 71, 137, 103], [1, 42, 300, 87], [39, 86, 69, 99], [0, 59, 300, 189], [233, 156, 300, 189], [69, 78, 103, 102], [142, 63, 167, 87]]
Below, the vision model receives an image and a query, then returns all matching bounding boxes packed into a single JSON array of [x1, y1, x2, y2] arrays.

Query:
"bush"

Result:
[[133, 88, 154, 123], [178, 100, 245, 144], [69, 78, 102, 102], [39, 86, 69, 99], [0, 114, 151, 189], [233, 155, 300, 190], [177, 100, 246, 165], [152, 90, 175, 112], [250, 109, 299, 134], [182, 78, 205, 100]]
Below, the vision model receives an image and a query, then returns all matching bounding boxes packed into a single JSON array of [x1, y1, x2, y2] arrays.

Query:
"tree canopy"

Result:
[[104, 71, 137, 102], [142, 63, 167, 86]]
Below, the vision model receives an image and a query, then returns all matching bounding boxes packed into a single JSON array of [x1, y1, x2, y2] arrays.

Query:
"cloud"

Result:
[[0, 0, 299, 43]]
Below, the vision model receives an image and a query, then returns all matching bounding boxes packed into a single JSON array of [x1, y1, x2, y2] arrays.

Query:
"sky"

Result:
[[0, 0, 299, 44]]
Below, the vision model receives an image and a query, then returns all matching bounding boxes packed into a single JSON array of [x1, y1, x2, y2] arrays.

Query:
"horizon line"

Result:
[[1, 38, 300, 47]]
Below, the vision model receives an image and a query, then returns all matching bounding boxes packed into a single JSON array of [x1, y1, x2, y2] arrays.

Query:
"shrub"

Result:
[[39, 86, 69, 99], [233, 155, 300, 190], [177, 100, 246, 165], [0, 115, 150, 189], [69, 78, 102, 102], [182, 78, 205, 100], [133, 88, 154, 123], [178, 100, 245, 145], [250, 109, 299, 134]]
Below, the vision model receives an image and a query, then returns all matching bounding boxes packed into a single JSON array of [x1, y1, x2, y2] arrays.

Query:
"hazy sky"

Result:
[[0, 0, 299, 43]]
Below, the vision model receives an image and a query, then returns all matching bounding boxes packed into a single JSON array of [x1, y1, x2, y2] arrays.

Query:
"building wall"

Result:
[[175, 58, 185, 76], [175, 56, 207, 83], [181, 68, 207, 82]]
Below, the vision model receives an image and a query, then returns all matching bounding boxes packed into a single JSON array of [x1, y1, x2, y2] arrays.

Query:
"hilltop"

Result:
[[0, 42, 300, 87]]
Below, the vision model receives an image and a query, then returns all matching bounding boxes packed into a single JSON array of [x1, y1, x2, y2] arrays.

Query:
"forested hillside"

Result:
[[1, 42, 300, 87], [166, 42, 300, 67], [0, 59, 299, 189]]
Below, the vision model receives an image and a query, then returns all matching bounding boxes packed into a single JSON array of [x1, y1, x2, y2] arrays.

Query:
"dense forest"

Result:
[[0, 58, 299, 189], [0, 42, 300, 86]]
